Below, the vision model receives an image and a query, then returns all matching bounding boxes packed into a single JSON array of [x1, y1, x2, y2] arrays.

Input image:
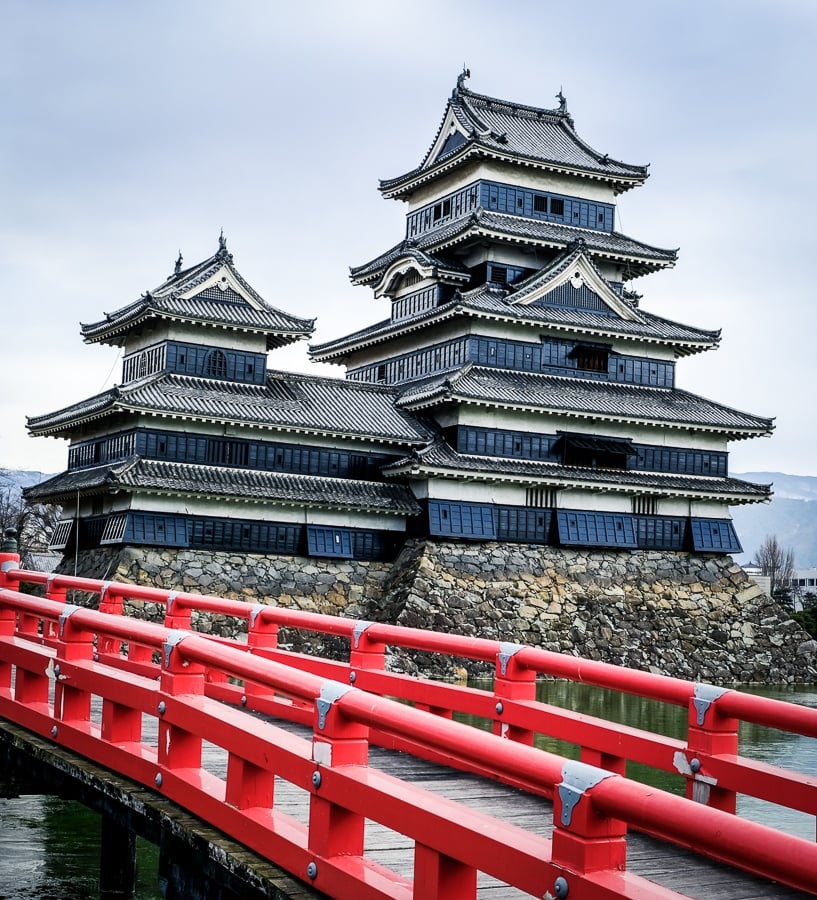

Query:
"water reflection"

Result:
[[0, 796, 160, 900], [464, 680, 817, 840]]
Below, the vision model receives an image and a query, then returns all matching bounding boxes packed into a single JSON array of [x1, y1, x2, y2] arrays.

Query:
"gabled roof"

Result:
[[312, 247, 718, 364], [509, 242, 638, 316], [27, 370, 437, 445], [350, 209, 676, 285], [396, 365, 774, 440], [369, 243, 470, 299], [24, 457, 421, 515], [380, 75, 648, 199], [81, 236, 315, 350], [382, 439, 772, 505]]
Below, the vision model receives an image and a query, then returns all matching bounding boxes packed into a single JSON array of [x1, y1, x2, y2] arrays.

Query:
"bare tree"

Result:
[[0, 482, 60, 563], [755, 534, 796, 600]]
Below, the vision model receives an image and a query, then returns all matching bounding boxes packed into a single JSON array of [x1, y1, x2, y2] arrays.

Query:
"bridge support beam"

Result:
[[100, 814, 136, 900]]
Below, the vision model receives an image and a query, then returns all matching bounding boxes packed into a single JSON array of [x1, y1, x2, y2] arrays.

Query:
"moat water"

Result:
[[0, 682, 815, 899]]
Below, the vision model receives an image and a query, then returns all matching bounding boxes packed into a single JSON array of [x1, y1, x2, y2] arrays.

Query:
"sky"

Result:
[[2, 0, 816, 477]]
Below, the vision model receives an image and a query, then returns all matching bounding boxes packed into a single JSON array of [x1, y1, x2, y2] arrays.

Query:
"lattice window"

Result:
[[205, 349, 228, 379], [632, 496, 659, 516], [571, 344, 609, 373], [49, 519, 74, 549], [100, 513, 128, 545], [526, 487, 556, 508]]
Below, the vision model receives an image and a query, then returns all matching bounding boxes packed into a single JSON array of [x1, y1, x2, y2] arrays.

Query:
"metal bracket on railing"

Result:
[[672, 751, 719, 804], [498, 642, 524, 676], [352, 620, 374, 649], [1, 560, 16, 573], [165, 591, 179, 615], [692, 683, 731, 726], [58, 604, 83, 637], [316, 680, 354, 730], [98, 581, 112, 604], [249, 603, 266, 628], [46, 573, 59, 595], [558, 760, 616, 827], [162, 630, 190, 667]]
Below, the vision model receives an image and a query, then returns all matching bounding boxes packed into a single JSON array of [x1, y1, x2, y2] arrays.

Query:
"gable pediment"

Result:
[[424, 106, 473, 169], [181, 263, 263, 311], [510, 251, 639, 321]]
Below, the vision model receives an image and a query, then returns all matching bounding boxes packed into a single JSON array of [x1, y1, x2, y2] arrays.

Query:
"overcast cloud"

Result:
[[2, 0, 815, 476]]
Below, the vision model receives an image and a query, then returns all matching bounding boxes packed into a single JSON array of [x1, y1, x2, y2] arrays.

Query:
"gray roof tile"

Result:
[[382, 440, 771, 504], [82, 245, 315, 350], [381, 84, 647, 197], [27, 371, 437, 444], [312, 250, 718, 363], [396, 365, 774, 438], [25, 457, 421, 515], [351, 209, 676, 283]]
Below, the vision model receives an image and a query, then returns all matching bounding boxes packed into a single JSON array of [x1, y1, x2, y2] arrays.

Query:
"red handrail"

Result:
[[2, 583, 817, 896], [3, 560, 817, 844]]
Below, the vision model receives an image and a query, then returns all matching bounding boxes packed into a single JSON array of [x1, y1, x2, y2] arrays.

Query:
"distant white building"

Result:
[[793, 569, 817, 598]]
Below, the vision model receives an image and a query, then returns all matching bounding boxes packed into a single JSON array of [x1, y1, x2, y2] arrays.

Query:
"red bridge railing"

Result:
[[2, 555, 817, 897]]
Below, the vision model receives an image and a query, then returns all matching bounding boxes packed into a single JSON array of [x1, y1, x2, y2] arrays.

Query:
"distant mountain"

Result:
[[732, 473, 817, 568], [0, 468, 53, 500]]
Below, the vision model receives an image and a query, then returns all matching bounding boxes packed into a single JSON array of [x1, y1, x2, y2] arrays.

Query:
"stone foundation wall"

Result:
[[60, 541, 817, 684]]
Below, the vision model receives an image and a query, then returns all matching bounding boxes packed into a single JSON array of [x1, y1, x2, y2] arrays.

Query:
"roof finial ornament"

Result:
[[556, 87, 567, 113], [174, 250, 183, 275], [218, 228, 227, 254], [457, 65, 470, 91]]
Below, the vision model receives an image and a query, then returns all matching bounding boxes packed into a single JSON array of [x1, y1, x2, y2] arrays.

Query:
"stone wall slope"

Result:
[[59, 543, 817, 684]]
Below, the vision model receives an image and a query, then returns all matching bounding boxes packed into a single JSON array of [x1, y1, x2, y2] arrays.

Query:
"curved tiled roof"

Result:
[[25, 457, 421, 515], [81, 244, 315, 350], [27, 371, 437, 445], [397, 366, 774, 439], [351, 210, 676, 284], [310, 285, 719, 364], [382, 440, 771, 504], [381, 82, 648, 198]]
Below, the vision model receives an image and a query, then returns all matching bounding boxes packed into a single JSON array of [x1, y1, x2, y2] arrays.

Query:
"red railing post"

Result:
[[349, 620, 386, 672], [493, 642, 536, 744], [15, 568, 44, 641], [0, 532, 21, 592], [0, 591, 15, 694], [242, 605, 280, 700], [684, 684, 739, 812], [551, 761, 627, 882], [308, 682, 368, 864], [43, 575, 69, 644], [414, 842, 476, 899], [101, 696, 143, 745], [163, 591, 192, 630], [225, 755, 275, 810], [54, 605, 94, 726], [96, 583, 122, 660], [247, 605, 279, 654], [157, 632, 204, 772]]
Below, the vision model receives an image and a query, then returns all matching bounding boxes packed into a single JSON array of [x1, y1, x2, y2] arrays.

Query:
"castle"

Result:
[[27, 74, 772, 566]]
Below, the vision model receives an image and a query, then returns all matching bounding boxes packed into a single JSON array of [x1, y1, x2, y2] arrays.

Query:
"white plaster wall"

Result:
[[406, 161, 618, 210], [555, 490, 631, 512], [457, 407, 730, 454], [131, 493, 407, 531], [122, 323, 268, 356]]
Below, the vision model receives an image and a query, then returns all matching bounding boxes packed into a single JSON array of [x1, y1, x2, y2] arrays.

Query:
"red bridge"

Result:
[[1, 544, 816, 899]]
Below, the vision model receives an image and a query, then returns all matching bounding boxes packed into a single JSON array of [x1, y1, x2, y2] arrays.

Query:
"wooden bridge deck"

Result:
[[234, 716, 813, 900]]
